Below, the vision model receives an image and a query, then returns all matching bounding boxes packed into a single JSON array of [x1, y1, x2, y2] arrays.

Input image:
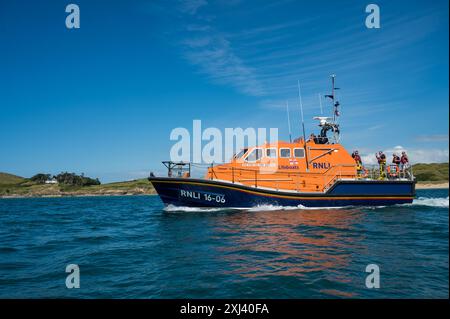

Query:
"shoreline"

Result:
[[0, 193, 157, 199], [2, 182, 447, 199], [415, 182, 449, 189]]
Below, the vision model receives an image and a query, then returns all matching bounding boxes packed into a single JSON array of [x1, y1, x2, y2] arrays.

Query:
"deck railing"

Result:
[[208, 164, 358, 192], [161, 161, 414, 193]]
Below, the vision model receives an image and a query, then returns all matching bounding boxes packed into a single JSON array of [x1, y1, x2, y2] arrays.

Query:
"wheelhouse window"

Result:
[[234, 148, 248, 159], [266, 148, 277, 158], [294, 148, 305, 158], [245, 148, 263, 162], [280, 148, 291, 158]]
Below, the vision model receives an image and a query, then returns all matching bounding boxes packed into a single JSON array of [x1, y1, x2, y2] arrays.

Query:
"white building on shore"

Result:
[[45, 178, 58, 184]]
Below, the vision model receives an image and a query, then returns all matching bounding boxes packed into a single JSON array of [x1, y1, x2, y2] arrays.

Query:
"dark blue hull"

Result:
[[149, 177, 415, 208]]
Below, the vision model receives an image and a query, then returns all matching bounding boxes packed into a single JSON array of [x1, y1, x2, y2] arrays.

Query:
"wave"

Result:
[[247, 204, 344, 211], [409, 196, 449, 208], [164, 204, 341, 212], [247, 205, 298, 211], [163, 205, 229, 212], [164, 197, 449, 212]]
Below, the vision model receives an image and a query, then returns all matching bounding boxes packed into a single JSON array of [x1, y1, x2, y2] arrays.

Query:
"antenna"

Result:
[[297, 80, 305, 137], [318, 93, 323, 115], [324, 74, 340, 123], [321, 75, 341, 144], [286, 100, 292, 143], [297, 80, 309, 171], [331, 74, 336, 122]]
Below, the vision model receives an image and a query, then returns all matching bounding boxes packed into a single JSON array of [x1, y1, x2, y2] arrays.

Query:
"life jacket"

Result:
[[387, 165, 399, 177], [356, 165, 368, 178], [362, 167, 369, 177]]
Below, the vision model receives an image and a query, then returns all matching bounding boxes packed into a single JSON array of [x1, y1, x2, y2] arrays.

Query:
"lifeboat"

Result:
[[149, 76, 416, 208]]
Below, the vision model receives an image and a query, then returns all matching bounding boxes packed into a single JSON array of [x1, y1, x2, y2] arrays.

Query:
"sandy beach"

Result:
[[416, 182, 449, 189]]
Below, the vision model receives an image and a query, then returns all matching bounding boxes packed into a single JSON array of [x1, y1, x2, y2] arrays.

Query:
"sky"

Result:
[[0, 0, 448, 182]]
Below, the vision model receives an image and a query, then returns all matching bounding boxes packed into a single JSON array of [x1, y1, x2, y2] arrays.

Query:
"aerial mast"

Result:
[[297, 80, 310, 171], [331, 74, 336, 122], [315, 75, 341, 144], [329, 74, 340, 123], [286, 100, 292, 143], [318, 93, 323, 115]]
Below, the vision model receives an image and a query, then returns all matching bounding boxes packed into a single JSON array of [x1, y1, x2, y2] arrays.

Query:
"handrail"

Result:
[[206, 163, 357, 193], [180, 161, 414, 193], [213, 163, 356, 177], [322, 166, 356, 191]]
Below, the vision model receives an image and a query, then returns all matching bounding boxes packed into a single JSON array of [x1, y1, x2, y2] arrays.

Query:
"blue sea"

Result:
[[0, 189, 448, 298]]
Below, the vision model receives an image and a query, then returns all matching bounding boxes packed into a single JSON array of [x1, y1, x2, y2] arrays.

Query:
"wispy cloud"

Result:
[[183, 33, 265, 95], [360, 145, 449, 166], [152, 0, 446, 120], [177, 1, 266, 96], [415, 135, 449, 142], [178, 0, 208, 15]]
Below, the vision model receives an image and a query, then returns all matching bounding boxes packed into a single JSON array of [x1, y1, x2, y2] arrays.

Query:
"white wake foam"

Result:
[[164, 204, 342, 212], [410, 197, 449, 208], [163, 205, 229, 212], [247, 204, 344, 211], [246, 205, 298, 211], [164, 197, 449, 212]]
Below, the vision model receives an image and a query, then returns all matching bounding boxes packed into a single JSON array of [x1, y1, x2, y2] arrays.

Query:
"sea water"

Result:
[[0, 189, 448, 298]]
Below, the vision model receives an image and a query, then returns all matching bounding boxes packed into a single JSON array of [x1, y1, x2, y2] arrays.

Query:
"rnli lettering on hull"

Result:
[[180, 189, 201, 199], [312, 162, 331, 169], [180, 189, 226, 204]]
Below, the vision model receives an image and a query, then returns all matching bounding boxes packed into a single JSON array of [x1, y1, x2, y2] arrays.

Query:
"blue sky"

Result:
[[0, 0, 448, 182]]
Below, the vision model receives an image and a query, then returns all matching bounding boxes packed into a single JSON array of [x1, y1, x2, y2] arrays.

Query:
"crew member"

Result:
[[352, 150, 363, 177], [376, 151, 386, 180], [400, 151, 410, 177], [352, 150, 362, 165], [392, 153, 401, 167], [388, 153, 401, 179]]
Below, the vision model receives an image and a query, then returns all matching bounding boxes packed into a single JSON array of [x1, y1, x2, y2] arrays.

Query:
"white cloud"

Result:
[[170, 1, 442, 103], [178, 0, 208, 15], [360, 146, 449, 166], [183, 36, 211, 48], [415, 135, 449, 142], [183, 34, 265, 96]]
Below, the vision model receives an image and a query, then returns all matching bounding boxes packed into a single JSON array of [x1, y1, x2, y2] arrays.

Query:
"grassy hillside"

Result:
[[0, 177, 156, 197], [412, 163, 448, 182], [0, 172, 25, 185]]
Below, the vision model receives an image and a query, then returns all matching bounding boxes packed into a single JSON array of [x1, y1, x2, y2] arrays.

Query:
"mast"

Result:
[[297, 80, 309, 171], [318, 93, 323, 114], [320, 74, 341, 144], [331, 74, 336, 122], [286, 100, 292, 143]]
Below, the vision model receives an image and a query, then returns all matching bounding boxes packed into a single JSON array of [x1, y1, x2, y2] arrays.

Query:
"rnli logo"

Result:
[[312, 162, 331, 169]]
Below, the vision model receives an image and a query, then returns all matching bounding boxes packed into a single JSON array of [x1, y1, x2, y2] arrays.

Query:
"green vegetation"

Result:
[[29, 172, 100, 186], [0, 172, 25, 185], [30, 173, 52, 184], [54, 172, 100, 186], [0, 172, 155, 198], [412, 163, 448, 182]]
